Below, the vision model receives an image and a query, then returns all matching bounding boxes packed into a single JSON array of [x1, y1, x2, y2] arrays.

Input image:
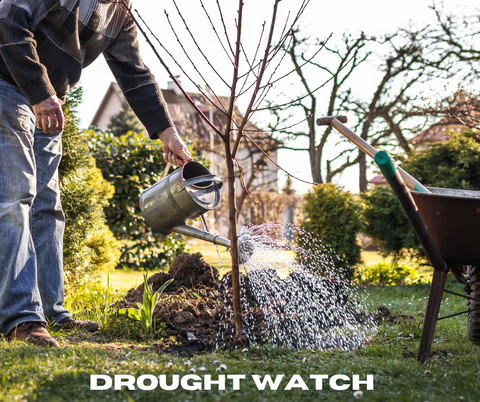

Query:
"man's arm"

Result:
[[104, 15, 192, 165], [0, 0, 60, 104], [103, 17, 173, 139]]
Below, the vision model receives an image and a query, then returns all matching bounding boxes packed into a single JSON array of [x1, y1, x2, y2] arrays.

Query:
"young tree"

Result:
[[114, 0, 320, 339]]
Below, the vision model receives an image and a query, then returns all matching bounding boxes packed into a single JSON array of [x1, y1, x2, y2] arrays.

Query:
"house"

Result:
[[90, 81, 301, 236]]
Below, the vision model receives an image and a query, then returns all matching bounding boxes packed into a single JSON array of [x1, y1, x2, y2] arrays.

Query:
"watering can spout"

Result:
[[172, 224, 231, 248], [171, 224, 254, 264]]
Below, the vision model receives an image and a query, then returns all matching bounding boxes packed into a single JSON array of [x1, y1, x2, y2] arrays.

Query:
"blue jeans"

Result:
[[0, 79, 70, 335]]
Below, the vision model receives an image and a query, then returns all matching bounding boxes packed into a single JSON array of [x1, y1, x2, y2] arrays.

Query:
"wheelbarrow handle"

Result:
[[317, 117, 429, 193], [375, 151, 446, 272]]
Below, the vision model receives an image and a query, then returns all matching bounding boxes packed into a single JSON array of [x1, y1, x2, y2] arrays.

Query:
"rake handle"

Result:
[[317, 117, 429, 193]]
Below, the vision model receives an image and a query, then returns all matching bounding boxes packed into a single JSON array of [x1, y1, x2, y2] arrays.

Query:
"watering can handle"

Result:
[[161, 162, 172, 180]]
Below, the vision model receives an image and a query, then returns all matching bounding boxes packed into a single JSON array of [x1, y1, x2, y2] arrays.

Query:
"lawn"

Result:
[[1, 255, 480, 402]]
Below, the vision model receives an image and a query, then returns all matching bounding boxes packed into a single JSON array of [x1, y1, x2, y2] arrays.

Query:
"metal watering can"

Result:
[[139, 161, 232, 247], [139, 161, 254, 263]]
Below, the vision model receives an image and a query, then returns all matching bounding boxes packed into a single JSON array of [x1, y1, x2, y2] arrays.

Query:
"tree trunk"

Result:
[[224, 139, 244, 342]]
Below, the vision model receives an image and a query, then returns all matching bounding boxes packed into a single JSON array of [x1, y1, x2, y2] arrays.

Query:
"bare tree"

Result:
[[115, 0, 326, 340], [268, 29, 371, 184], [418, 88, 480, 130], [429, 3, 480, 79], [270, 3, 479, 191]]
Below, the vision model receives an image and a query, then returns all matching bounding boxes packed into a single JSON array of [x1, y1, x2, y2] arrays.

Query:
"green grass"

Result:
[[2, 265, 480, 401]]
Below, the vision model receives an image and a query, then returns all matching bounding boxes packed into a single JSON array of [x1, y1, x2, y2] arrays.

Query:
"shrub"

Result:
[[356, 261, 419, 286], [87, 131, 188, 270], [59, 88, 121, 289], [402, 131, 480, 190], [297, 183, 363, 277], [361, 186, 421, 259]]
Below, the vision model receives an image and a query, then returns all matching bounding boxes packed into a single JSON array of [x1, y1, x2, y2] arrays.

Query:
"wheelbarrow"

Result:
[[317, 116, 480, 362]]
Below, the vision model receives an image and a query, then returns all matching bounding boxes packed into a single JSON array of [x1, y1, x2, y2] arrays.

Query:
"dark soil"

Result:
[[373, 305, 417, 325], [116, 252, 383, 356], [116, 253, 265, 356]]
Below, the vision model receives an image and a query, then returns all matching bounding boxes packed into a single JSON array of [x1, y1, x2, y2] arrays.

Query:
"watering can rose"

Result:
[[90, 374, 374, 391]]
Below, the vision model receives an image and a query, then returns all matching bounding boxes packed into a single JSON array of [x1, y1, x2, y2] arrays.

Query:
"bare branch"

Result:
[[169, 0, 231, 89], [200, 0, 234, 64], [244, 133, 316, 185], [130, 6, 225, 138]]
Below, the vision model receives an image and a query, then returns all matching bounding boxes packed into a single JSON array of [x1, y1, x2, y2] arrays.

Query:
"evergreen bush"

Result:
[[361, 186, 421, 258], [87, 131, 187, 270], [355, 261, 419, 286], [402, 131, 480, 189], [297, 183, 363, 277], [59, 87, 121, 289]]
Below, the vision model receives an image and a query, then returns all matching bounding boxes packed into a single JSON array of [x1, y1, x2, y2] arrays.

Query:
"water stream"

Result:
[[219, 223, 376, 351]]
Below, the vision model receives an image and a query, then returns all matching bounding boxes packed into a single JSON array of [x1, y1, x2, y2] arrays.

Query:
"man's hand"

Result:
[[32, 95, 65, 135], [157, 127, 193, 166]]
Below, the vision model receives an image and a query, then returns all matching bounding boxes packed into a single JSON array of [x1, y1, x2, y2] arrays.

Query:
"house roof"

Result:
[[90, 82, 279, 149], [407, 123, 465, 149]]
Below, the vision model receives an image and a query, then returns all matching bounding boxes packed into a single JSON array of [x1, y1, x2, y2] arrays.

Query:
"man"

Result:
[[0, 0, 192, 347]]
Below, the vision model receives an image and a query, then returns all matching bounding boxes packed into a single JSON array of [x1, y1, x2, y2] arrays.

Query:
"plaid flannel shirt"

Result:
[[0, 0, 173, 137]]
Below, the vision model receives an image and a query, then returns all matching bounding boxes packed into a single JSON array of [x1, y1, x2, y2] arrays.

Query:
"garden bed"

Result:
[[115, 252, 390, 356], [116, 252, 261, 355]]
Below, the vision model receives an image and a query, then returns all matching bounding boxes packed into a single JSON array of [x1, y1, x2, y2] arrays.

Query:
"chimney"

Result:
[[167, 76, 183, 95]]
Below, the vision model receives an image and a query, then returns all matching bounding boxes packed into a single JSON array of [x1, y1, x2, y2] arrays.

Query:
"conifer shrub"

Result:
[[360, 186, 421, 258], [59, 88, 121, 289], [297, 183, 363, 277]]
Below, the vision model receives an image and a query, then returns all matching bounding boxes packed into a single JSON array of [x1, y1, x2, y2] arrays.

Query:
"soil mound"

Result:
[[169, 252, 219, 288], [116, 252, 249, 355]]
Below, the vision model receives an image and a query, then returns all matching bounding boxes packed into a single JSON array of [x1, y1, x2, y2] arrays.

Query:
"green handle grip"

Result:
[[375, 151, 396, 178]]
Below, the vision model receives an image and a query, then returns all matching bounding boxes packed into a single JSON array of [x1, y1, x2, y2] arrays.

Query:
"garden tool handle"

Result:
[[317, 116, 430, 193]]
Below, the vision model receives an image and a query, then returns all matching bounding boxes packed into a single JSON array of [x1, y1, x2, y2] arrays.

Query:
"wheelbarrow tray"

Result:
[[411, 187, 480, 266]]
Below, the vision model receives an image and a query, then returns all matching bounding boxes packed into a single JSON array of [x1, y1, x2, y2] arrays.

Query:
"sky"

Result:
[[77, 0, 480, 194]]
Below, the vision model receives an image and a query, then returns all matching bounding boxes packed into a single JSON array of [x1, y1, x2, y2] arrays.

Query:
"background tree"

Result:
[[59, 87, 121, 290], [269, 3, 480, 191], [107, 100, 146, 137], [269, 29, 370, 184]]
